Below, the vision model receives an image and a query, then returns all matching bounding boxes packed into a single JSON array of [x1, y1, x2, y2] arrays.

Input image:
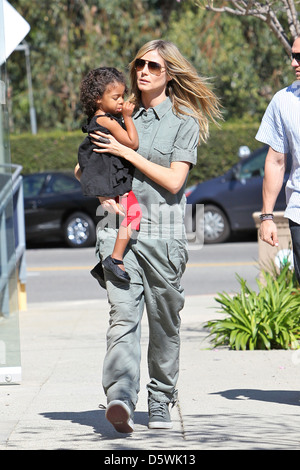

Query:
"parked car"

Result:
[[185, 146, 291, 244], [23, 171, 100, 248]]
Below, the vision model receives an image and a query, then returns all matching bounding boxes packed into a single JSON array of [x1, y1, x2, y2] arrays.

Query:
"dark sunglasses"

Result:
[[292, 52, 300, 62], [135, 58, 166, 76]]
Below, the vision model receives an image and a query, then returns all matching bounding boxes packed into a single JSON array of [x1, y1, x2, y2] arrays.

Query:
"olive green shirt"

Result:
[[132, 97, 199, 240]]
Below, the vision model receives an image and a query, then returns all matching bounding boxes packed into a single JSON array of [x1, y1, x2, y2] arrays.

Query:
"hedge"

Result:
[[10, 121, 262, 185], [10, 130, 83, 175]]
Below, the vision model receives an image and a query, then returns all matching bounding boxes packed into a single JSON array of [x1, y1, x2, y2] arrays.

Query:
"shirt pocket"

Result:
[[151, 141, 174, 166]]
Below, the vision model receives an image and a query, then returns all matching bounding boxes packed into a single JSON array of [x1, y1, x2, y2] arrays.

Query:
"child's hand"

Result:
[[122, 101, 135, 117], [99, 197, 125, 216]]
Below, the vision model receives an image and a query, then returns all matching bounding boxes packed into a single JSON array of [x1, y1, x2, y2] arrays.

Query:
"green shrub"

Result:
[[204, 264, 300, 350], [9, 121, 262, 181], [10, 130, 83, 174]]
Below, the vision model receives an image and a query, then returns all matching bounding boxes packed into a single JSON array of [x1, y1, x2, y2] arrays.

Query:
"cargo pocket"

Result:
[[166, 239, 188, 287]]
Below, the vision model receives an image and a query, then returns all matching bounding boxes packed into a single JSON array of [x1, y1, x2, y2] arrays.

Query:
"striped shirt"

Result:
[[256, 80, 300, 224]]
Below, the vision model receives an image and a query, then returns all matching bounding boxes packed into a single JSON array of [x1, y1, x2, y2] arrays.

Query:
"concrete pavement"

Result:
[[1, 294, 300, 450]]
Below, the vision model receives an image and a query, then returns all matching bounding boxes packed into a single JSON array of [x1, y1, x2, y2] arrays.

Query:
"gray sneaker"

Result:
[[148, 399, 173, 429], [105, 399, 134, 433]]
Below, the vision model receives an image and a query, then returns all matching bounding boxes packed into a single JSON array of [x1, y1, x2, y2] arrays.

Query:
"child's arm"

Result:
[[121, 102, 139, 149], [96, 102, 139, 150]]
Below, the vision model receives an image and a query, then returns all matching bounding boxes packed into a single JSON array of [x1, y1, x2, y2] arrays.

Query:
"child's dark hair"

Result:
[[80, 67, 128, 119]]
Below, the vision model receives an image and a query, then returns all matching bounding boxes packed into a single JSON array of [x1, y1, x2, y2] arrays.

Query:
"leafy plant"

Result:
[[204, 264, 300, 350]]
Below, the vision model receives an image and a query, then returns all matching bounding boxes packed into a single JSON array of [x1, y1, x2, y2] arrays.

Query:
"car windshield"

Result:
[[238, 147, 268, 180], [47, 174, 80, 194], [23, 174, 47, 197]]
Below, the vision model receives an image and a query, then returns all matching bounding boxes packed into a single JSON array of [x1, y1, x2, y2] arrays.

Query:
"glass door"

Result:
[[0, 0, 22, 384]]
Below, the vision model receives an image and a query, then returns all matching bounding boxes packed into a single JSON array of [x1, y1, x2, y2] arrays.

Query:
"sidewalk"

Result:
[[1, 294, 300, 450]]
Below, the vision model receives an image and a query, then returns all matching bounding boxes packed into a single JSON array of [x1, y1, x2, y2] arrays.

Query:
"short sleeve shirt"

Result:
[[132, 97, 199, 239], [255, 81, 300, 224]]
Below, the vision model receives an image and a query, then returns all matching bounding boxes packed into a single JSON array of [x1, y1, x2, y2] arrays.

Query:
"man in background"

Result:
[[256, 36, 300, 282]]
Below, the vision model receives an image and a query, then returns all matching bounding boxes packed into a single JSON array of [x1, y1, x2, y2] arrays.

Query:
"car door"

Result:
[[24, 173, 82, 237], [225, 147, 288, 231], [23, 173, 49, 235], [32, 173, 82, 232]]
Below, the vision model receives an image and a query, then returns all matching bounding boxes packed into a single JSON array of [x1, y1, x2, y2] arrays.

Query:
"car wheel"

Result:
[[63, 212, 96, 248], [203, 205, 230, 244]]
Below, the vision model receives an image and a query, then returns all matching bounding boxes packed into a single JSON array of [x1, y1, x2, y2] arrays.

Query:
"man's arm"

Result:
[[259, 147, 287, 246]]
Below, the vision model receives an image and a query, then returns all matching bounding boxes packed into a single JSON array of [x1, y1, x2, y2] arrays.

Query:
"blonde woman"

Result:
[[90, 40, 221, 433]]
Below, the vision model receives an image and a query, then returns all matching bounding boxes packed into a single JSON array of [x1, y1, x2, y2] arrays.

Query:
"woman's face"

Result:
[[136, 49, 171, 96]]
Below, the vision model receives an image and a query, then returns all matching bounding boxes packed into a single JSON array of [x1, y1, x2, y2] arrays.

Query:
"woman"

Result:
[[90, 40, 221, 433]]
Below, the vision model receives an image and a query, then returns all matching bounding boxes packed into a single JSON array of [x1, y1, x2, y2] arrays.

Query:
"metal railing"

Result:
[[0, 164, 26, 317]]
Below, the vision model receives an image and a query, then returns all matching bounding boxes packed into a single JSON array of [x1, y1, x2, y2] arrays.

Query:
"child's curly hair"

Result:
[[80, 67, 128, 119]]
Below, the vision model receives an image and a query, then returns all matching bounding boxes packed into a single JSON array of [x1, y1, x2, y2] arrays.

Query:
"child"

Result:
[[77, 67, 141, 283]]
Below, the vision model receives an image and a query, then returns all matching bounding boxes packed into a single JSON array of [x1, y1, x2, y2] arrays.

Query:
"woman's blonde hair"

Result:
[[129, 40, 222, 144]]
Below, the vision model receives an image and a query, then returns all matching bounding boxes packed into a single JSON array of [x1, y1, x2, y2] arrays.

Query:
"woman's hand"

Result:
[[90, 131, 127, 158]]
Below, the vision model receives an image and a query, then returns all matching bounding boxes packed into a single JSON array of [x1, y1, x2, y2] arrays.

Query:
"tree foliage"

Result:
[[168, 1, 295, 119], [200, 0, 300, 55], [8, 0, 171, 132], [7, 0, 297, 133]]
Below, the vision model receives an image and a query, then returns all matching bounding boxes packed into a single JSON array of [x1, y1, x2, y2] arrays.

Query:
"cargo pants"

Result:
[[96, 227, 188, 407]]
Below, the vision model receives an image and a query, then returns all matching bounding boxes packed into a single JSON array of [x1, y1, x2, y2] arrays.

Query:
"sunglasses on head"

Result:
[[292, 52, 300, 62], [135, 58, 166, 76]]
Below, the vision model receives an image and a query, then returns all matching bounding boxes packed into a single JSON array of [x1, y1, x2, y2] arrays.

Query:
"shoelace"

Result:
[[149, 401, 169, 416]]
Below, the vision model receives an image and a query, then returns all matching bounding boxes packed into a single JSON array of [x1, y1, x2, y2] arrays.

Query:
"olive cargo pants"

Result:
[[96, 228, 188, 406]]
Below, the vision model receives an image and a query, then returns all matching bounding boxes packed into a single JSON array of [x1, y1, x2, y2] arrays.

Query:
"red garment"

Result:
[[117, 190, 142, 231]]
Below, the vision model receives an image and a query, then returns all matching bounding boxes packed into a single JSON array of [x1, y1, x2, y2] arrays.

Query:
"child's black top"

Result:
[[78, 113, 134, 197]]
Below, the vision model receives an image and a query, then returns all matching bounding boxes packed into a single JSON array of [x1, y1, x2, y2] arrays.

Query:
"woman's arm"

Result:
[[126, 152, 191, 195], [90, 131, 190, 194], [74, 163, 81, 181]]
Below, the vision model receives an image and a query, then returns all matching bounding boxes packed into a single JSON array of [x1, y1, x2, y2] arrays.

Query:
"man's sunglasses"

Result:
[[135, 58, 166, 76], [292, 52, 300, 62]]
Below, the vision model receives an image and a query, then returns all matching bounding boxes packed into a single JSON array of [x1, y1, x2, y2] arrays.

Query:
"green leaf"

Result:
[[205, 265, 300, 350]]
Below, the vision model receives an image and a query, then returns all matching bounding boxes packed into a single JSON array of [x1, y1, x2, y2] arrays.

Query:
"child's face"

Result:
[[97, 82, 125, 115]]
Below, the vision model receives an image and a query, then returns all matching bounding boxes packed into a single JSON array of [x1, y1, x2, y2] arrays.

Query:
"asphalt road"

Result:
[[24, 238, 260, 304]]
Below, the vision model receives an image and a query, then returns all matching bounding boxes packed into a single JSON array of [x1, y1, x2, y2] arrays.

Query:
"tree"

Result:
[[198, 0, 300, 55], [168, 1, 294, 120], [8, 0, 297, 132], [8, 0, 169, 132]]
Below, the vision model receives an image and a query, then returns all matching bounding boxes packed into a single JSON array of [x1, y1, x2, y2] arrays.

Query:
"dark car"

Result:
[[23, 171, 100, 248], [186, 146, 291, 244]]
